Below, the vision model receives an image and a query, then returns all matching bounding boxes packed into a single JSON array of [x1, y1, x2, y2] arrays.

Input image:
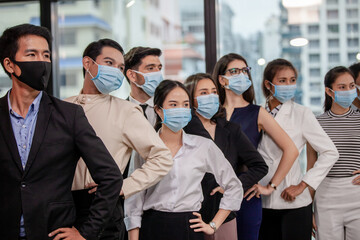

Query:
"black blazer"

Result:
[[184, 114, 268, 223], [0, 92, 122, 240]]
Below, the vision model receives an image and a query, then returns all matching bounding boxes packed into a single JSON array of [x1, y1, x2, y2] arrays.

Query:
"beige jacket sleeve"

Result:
[[121, 106, 173, 198]]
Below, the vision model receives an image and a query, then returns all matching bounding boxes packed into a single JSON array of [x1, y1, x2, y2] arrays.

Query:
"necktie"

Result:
[[140, 104, 148, 119]]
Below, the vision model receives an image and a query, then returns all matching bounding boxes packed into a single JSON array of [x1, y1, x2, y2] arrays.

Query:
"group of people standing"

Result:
[[0, 23, 359, 240]]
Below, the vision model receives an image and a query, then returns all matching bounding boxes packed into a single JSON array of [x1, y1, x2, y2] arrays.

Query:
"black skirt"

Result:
[[140, 210, 204, 240]]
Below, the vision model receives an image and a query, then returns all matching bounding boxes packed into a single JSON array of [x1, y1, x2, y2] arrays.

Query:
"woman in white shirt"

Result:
[[308, 66, 360, 240], [246, 58, 339, 240], [125, 80, 243, 240]]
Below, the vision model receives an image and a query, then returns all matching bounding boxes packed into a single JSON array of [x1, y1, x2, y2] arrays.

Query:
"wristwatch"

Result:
[[209, 221, 217, 233], [269, 181, 277, 190]]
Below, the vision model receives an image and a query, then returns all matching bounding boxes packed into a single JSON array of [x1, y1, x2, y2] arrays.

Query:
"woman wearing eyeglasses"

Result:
[[212, 53, 299, 240], [308, 66, 360, 240], [250, 59, 338, 240], [183, 73, 268, 240]]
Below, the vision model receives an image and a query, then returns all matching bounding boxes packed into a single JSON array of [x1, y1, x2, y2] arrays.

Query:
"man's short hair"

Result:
[[349, 62, 360, 80], [124, 47, 162, 83], [0, 23, 52, 78], [82, 39, 125, 76]]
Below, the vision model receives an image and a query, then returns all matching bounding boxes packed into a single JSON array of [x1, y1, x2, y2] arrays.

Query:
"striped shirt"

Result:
[[316, 109, 360, 178]]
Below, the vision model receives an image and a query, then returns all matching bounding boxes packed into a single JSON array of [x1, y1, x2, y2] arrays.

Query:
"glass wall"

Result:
[[0, 1, 40, 96], [216, 0, 360, 115], [53, 0, 206, 99]]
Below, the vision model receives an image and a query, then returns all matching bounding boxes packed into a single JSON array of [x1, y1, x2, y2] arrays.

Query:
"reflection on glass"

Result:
[[0, 1, 40, 97], [217, 0, 360, 114], [54, 0, 205, 99]]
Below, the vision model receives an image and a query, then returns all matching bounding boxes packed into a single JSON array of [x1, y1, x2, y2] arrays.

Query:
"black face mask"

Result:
[[12, 60, 52, 91]]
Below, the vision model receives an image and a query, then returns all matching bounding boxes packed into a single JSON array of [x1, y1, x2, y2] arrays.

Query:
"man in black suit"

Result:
[[0, 24, 123, 240]]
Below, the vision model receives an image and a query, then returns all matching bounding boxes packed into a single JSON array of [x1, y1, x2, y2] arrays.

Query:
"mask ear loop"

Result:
[[86, 57, 98, 79], [131, 70, 147, 87], [266, 80, 276, 96], [328, 88, 335, 100]]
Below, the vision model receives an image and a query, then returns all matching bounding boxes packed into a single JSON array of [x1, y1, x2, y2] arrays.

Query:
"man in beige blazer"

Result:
[[66, 39, 173, 240]]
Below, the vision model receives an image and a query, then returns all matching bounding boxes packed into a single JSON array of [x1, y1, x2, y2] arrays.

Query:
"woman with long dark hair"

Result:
[[308, 66, 360, 240], [125, 80, 243, 240], [251, 58, 339, 240], [183, 73, 268, 240], [212, 53, 299, 240]]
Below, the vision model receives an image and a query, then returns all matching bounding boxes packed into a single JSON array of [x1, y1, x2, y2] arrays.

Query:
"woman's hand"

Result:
[[210, 186, 224, 195], [312, 213, 317, 239], [189, 212, 215, 235], [281, 181, 308, 202], [352, 170, 360, 185], [244, 184, 274, 201]]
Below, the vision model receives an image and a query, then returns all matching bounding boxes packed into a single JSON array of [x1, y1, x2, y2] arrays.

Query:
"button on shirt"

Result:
[[124, 131, 243, 230], [7, 91, 43, 237]]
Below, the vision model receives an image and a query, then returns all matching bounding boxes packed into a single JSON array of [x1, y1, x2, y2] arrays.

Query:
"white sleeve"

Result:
[[301, 108, 339, 189], [124, 189, 146, 231], [205, 140, 243, 211]]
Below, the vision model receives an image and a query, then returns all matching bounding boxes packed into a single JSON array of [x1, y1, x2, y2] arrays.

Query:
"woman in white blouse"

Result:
[[245, 59, 339, 240], [125, 80, 243, 240]]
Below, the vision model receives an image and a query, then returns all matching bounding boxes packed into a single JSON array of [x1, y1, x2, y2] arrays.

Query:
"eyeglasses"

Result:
[[225, 67, 251, 76]]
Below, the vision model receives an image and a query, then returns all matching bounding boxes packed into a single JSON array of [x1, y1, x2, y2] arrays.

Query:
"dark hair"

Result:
[[262, 58, 298, 98], [212, 53, 255, 105], [184, 73, 225, 122], [153, 80, 191, 131], [323, 66, 355, 112], [349, 62, 360, 81], [124, 46, 162, 83], [0, 23, 52, 78], [82, 38, 124, 76]]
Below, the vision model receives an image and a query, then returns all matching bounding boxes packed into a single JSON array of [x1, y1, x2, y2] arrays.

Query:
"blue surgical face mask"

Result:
[[223, 73, 252, 95], [87, 59, 124, 94], [330, 88, 357, 108], [268, 82, 297, 103], [196, 94, 219, 119], [133, 70, 163, 97], [162, 107, 192, 132]]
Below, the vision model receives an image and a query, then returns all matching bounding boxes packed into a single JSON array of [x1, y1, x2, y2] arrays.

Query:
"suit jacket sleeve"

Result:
[[235, 126, 268, 192], [73, 105, 123, 240]]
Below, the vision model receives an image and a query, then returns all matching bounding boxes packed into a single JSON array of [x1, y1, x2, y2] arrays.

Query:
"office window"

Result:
[[289, 25, 300, 33], [310, 97, 322, 105], [310, 82, 321, 92], [347, 9, 358, 18], [348, 52, 358, 61], [327, 0, 338, 4], [328, 38, 339, 47], [347, 23, 359, 33], [347, 0, 358, 4], [310, 68, 321, 77], [327, 10, 338, 19], [309, 39, 320, 48], [329, 53, 340, 62], [309, 54, 320, 63], [308, 25, 319, 34], [59, 29, 76, 46], [348, 38, 359, 47], [328, 24, 339, 33], [0, 1, 40, 95]]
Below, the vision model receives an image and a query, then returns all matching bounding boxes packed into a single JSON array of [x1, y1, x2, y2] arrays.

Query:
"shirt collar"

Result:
[[181, 130, 197, 148], [129, 95, 154, 108], [7, 90, 43, 117], [75, 90, 109, 104]]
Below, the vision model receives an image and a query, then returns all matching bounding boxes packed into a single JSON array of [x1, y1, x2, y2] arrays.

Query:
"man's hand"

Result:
[[85, 182, 98, 194], [48, 227, 85, 240], [281, 181, 308, 202]]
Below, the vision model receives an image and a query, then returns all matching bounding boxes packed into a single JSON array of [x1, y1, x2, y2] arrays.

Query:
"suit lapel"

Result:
[[23, 93, 53, 176], [214, 118, 230, 154], [0, 93, 24, 173]]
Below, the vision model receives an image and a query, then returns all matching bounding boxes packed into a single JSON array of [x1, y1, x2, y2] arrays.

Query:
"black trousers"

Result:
[[259, 204, 312, 240], [72, 189, 127, 240], [140, 210, 204, 240]]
